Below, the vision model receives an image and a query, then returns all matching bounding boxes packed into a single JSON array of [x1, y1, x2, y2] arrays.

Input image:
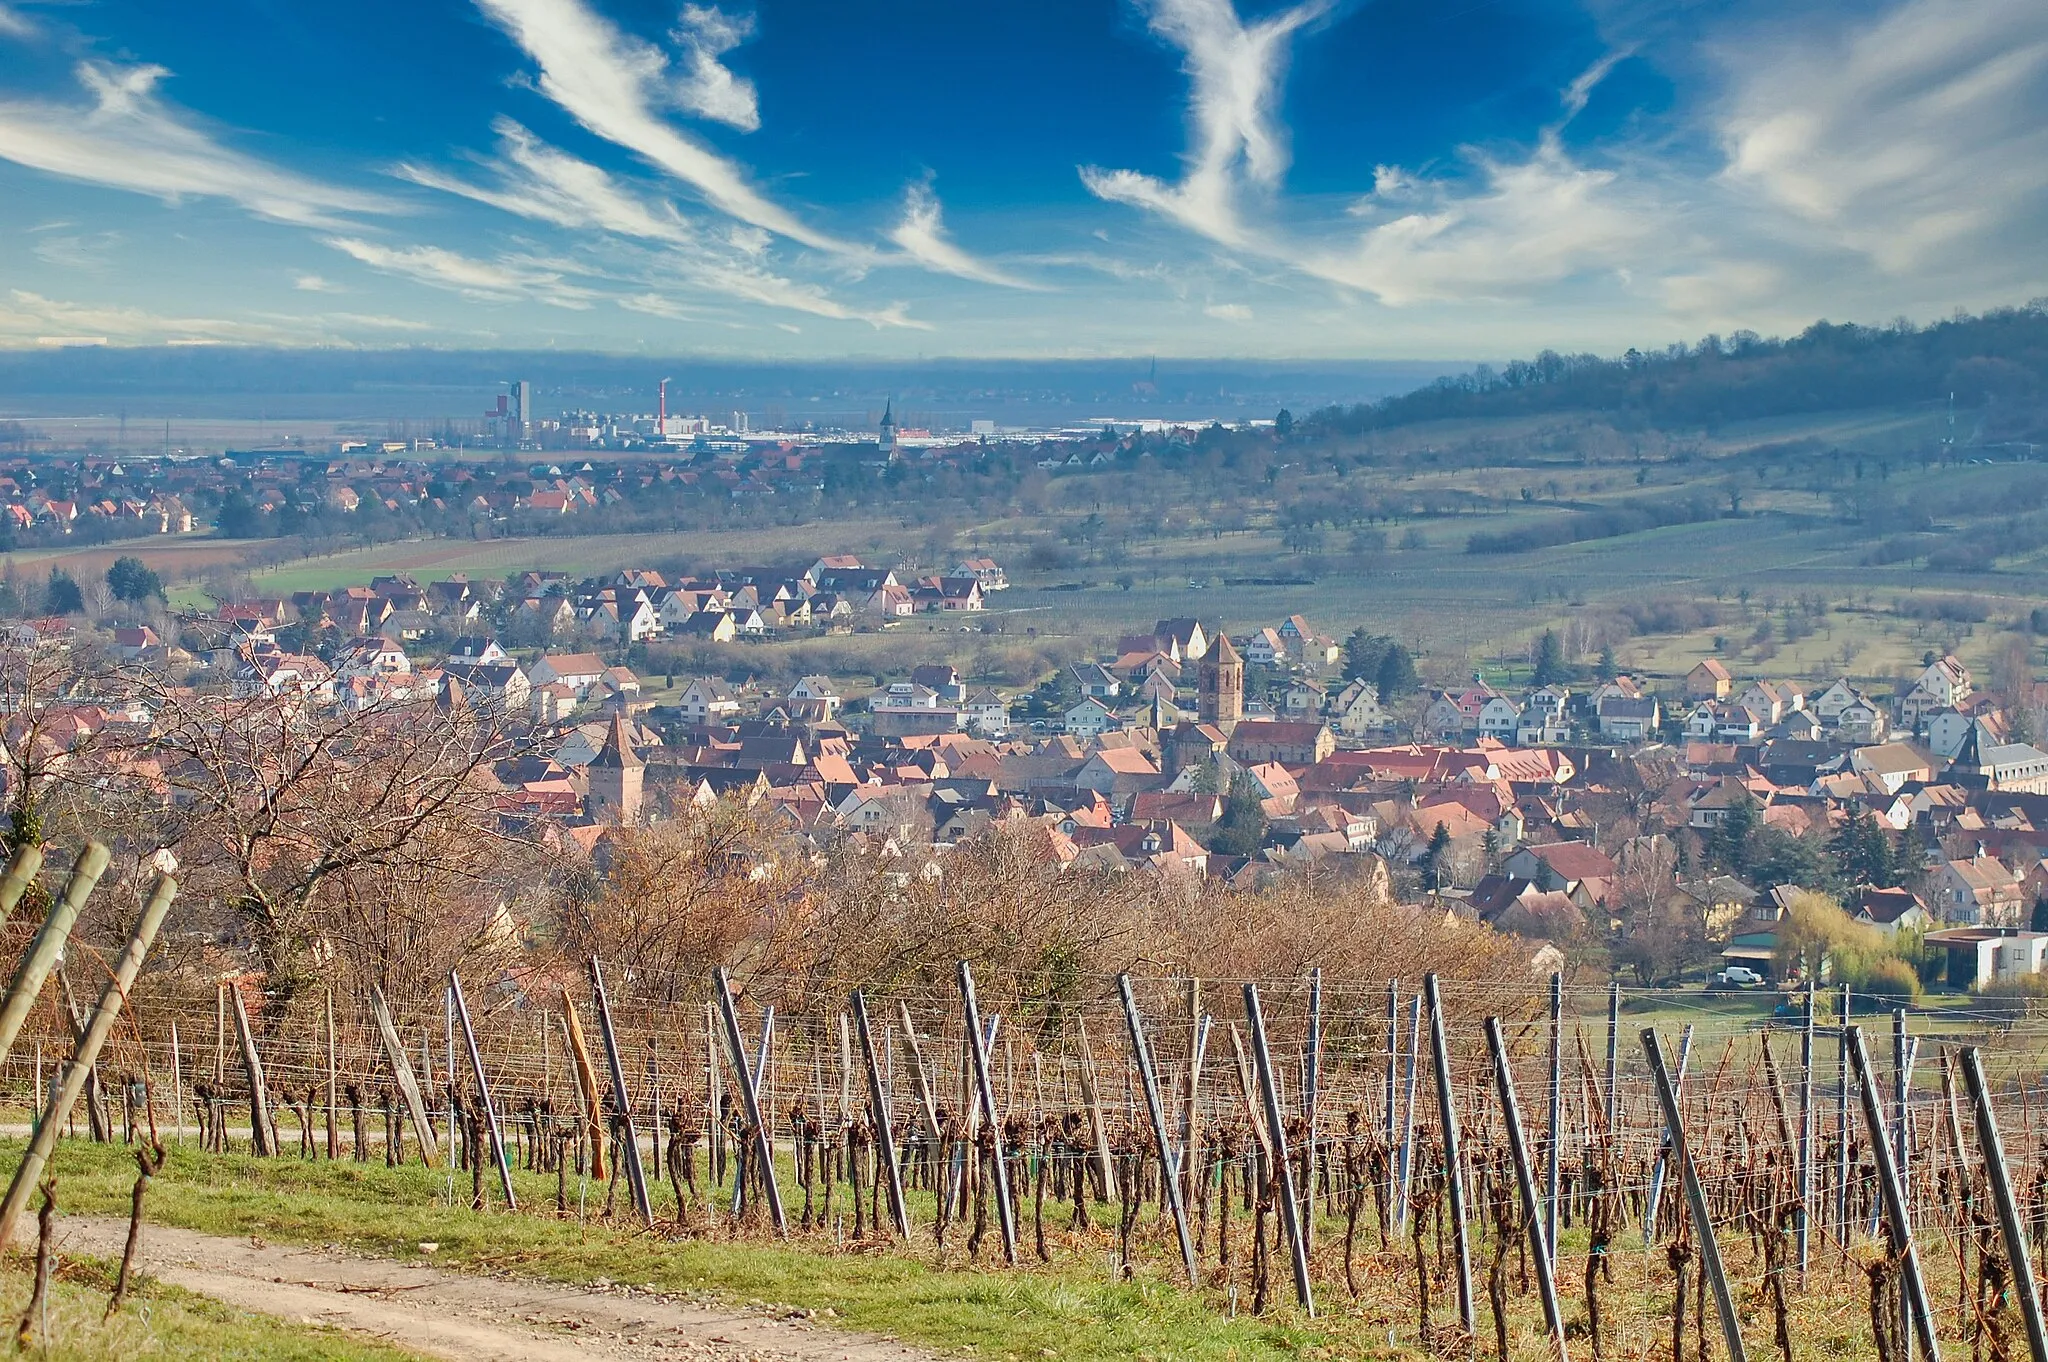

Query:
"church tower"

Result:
[[586, 712, 644, 825], [1198, 632, 1243, 732], [878, 399, 898, 459]]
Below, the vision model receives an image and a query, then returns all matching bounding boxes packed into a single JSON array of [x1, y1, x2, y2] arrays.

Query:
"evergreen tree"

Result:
[[42, 570, 82, 616], [1343, 629, 1391, 684], [1596, 644, 1618, 681], [1206, 774, 1270, 858], [1422, 820, 1453, 890], [1706, 795, 1759, 875], [1532, 630, 1569, 686], [1375, 644, 1418, 701], [106, 555, 162, 603], [2033, 894, 2048, 934], [1828, 815, 1895, 887]]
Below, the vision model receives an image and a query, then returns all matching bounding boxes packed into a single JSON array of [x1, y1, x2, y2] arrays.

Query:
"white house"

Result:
[[1901, 654, 1972, 731], [1064, 697, 1119, 739], [529, 652, 608, 697], [1477, 696, 1523, 742], [678, 676, 742, 725]]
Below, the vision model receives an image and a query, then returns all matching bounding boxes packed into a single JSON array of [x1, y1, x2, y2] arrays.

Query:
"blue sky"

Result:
[[0, 0, 2043, 357]]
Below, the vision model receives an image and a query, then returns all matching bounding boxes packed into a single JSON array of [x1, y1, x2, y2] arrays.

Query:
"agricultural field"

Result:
[[14, 400, 2045, 701]]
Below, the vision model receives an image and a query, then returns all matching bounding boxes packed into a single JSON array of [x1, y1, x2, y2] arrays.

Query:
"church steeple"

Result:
[[878, 399, 898, 458]]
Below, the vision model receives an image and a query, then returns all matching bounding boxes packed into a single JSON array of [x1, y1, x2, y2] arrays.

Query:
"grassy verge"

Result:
[[26, 1139, 1344, 1362], [0, 1251, 415, 1361], [7, 1134, 1934, 1361]]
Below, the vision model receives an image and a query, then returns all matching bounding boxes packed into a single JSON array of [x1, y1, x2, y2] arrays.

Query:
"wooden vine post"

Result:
[[449, 971, 517, 1210], [587, 957, 653, 1224], [1117, 973, 1200, 1288], [1487, 1015, 1568, 1361], [1643, 1026, 1746, 1362], [368, 986, 440, 1167], [1424, 973, 1474, 1336], [0, 842, 107, 1067], [958, 961, 1018, 1265], [1244, 982, 1314, 1316], [1848, 1025, 1942, 1362], [230, 984, 277, 1157], [712, 966, 786, 1235], [851, 990, 910, 1238], [0, 870, 176, 1251]]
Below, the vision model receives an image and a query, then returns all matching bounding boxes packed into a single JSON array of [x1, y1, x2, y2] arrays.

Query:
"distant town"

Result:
[[13, 518, 2044, 999]]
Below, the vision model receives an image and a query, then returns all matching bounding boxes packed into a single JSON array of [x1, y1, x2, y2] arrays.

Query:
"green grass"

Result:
[[0, 1250, 414, 1361], [27, 1141, 1352, 1362]]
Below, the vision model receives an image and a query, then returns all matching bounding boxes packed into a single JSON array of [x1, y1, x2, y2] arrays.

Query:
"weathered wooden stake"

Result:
[[588, 957, 653, 1224], [1546, 971, 1562, 1271], [959, 961, 1018, 1265], [1959, 1046, 2048, 1362], [1644, 1022, 1693, 1239], [1244, 982, 1314, 1316], [1073, 1015, 1118, 1202], [1424, 974, 1474, 1336], [230, 984, 276, 1156], [712, 966, 786, 1235], [1605, 979, 1620, 1132], [450, 971, 517, 1210], [1486, 1015, 1566, 1360], [1848, 1024, 1942, 1362], [0, 871, 175, 1252], [1644, 1026, 1746, 1362], [366, 988, 439, 1166], [324, 988, 339, 1159], [851, 990, 910, 1238], [1798, 976, 1815, 1279], [0, 841, 106, 1067], [1117, 973, 1200, 1288], [0, 843, 43, 924], [170, 1020, 184, 1146], [560, 1008, 602, 1179]]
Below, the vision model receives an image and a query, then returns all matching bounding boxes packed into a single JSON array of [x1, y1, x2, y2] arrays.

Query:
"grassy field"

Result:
[[10, 1112, 2009, 1362]]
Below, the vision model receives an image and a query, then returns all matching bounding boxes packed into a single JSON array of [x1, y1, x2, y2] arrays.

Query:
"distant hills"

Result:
[[1307, 304, 2048, 440]]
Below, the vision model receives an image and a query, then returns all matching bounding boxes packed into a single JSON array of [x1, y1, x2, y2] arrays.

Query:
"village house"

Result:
[[1901, 654, 1973, 732], [1927, 849, 2026, 926], [1684, 658, 1733, 700], [678, 676, 743, 725]]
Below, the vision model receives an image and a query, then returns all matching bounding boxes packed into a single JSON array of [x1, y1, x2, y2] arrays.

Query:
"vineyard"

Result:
[[18, 906, 2048, 1362]]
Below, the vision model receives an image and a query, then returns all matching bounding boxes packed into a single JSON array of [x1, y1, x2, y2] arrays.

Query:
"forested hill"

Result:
[[1305, 303, 2048, 437]]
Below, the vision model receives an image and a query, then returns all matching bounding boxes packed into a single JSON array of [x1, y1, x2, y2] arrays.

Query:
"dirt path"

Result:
[[53, 1216, 945, 1362]]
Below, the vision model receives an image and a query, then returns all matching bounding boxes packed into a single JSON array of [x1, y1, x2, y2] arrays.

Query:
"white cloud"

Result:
[[1204, 302, 1252, 321], [1717, 0, 2048, 272], [670, 5, 760, 132], [398, 117, 695, 245], [0, 5, 35, 39], [31, 232, 119, 272], [0, 62, 392, 227], [473, 0, 847, 251], [887, 182, 1041, 290], [401, 125, 921, 326], [322, 237, 598, 308], [0, 290, 304, 346], [1315, 141, 1654, 306], [293, 274, 343, 292], [1080, 0, 1330, 247]]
